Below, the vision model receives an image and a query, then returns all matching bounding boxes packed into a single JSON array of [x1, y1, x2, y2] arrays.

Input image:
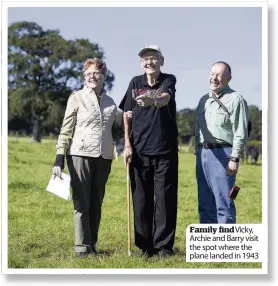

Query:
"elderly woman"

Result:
[[52, 58, 117, 258]]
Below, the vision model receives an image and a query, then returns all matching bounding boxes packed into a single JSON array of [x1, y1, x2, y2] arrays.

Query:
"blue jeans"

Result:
[[196, 146, 236, 224]]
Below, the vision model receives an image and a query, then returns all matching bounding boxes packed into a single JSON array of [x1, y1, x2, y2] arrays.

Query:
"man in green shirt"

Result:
[[195, 61, 248, 223]]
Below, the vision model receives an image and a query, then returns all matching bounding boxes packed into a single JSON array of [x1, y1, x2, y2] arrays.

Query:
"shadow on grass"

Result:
[[97, 249, 115, 257], [173, 247, 184, 256], [241, 163, 262, 166]]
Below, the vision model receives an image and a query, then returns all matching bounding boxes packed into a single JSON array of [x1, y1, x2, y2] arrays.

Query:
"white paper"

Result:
[[46, 172, 71, 201]]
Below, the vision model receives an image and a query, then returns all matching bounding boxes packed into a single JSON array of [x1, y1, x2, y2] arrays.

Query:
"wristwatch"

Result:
[[230, 157, 239, 163]]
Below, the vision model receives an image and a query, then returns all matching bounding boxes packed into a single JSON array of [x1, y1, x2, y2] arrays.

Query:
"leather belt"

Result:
[[199, 142, 232, 149]]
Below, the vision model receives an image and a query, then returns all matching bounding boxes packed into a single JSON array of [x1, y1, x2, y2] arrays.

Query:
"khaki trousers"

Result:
[[67, 155, 112, 253]]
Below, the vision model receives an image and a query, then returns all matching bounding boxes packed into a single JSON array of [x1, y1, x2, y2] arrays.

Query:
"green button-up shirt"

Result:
[[195, 86, 248, 158]]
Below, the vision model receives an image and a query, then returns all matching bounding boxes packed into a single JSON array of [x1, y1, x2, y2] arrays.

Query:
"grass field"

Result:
[[6, 137, 262, 269]]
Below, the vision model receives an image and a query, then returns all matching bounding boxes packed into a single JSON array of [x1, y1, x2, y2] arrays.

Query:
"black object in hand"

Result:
[[228, 185, 240, 200]]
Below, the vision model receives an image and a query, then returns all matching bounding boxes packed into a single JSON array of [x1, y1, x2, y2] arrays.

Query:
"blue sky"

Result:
[[8, 7, 262, 110]]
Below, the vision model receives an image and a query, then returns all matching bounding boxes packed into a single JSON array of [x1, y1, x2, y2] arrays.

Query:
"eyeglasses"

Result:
[[140, 56, 160, 64], [84, 72, 103, 78]]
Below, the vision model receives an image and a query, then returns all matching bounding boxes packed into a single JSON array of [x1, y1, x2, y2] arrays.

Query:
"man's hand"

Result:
[[226, 161, 239, 176], [123, 146, 132, 167], [135, 95, 154, 107], [126, 111, 132, 119]]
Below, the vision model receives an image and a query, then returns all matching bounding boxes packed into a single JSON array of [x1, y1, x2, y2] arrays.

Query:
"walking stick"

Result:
[[127, 162, 131, 256]]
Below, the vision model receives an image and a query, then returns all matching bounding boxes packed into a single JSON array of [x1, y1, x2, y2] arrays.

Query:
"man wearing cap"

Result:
[[195, 61, 248, 224], [119, 45, 178, 258]]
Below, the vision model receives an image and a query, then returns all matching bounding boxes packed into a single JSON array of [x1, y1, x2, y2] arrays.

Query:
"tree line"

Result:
[[8, 21, 114, 142], [176, 105, 262, 144], [8, 21, 262, 143]]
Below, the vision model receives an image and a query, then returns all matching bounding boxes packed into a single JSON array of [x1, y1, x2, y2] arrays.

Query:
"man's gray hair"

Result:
[[212, 61, 232, 75]]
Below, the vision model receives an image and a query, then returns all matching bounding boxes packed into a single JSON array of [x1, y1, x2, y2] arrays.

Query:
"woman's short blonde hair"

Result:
[[83, 58, 108, 77]]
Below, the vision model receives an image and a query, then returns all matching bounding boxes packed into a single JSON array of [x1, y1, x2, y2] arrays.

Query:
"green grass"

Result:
[[7, 137, 262, 269]]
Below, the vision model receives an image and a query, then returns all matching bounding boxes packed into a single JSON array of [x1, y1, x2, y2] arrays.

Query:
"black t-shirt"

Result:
[[119, 72, 178, 155]]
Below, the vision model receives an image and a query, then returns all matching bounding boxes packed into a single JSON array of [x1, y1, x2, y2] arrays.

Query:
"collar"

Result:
[[141, 72, 164, 87], [83, 85, 107, 97], [209, 85, 231, 99]]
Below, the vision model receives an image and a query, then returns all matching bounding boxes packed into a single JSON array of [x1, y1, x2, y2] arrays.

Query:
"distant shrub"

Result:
[[247, 140, 262, 154]]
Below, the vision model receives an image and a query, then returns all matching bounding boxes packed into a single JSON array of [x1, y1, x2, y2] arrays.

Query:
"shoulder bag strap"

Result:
[[211, 92, 230, 116]]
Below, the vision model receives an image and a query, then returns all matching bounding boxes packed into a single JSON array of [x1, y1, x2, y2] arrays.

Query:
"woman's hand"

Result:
[[52, 166, 62, 179], [53, 154, 65, 178]]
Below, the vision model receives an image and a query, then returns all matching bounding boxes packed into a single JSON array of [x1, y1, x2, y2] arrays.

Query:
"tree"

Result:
[[8, 21, 114, 142], [248, 105, 262, 140], [176, 108, 196, 144]]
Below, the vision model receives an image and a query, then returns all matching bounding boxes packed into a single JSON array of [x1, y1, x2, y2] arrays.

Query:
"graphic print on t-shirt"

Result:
[[131, 88, 157, 109], [132, 88, 157, 99]]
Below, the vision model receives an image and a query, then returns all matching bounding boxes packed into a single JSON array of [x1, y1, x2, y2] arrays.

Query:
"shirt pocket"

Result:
[[213, 110, 228, 126]]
